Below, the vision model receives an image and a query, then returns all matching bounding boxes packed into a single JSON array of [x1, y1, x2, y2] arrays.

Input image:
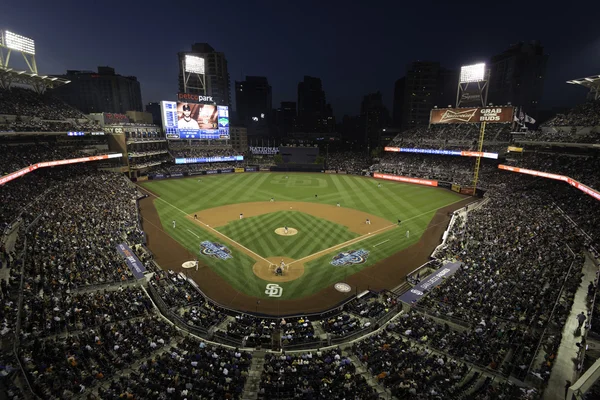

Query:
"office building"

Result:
[[178, 43, 231, 108], [273, 101, 297, 139], [51, 66, 142, 114], [235, 76, 272, 139], [145, 102, 162, 126], [394, 62, 457, 130], [361, 91, 390, 149], [297, 76, 334, 133], [488, 41, 548, 117]]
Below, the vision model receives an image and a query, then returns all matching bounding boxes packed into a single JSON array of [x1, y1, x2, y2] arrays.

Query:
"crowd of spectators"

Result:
[[259, 350, 379, 399], [0, 87, 98, 132], [99, 337, 252, 399], [543, 101, 600, 127], [326, 151, 371, 172]]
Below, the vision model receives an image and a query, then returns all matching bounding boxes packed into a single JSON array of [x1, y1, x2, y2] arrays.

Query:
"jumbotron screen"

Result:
[[161, 101, 229, 139]]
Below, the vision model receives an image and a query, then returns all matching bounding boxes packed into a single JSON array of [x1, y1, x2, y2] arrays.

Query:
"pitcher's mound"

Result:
[[253, 257, 304, 282], [275, 227, 298, 236]]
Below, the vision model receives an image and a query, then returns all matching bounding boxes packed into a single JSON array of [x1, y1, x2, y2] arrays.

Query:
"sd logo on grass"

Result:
[[330, 249, 370, 267], [199, 241, 233, 260]]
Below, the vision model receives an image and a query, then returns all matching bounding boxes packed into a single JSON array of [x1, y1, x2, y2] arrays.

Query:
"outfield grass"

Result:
[[216, 211, 358, 259], [143, 173, 463, 299]]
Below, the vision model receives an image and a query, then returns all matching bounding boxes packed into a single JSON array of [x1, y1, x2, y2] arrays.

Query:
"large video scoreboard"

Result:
[[161, 100, 230, 140]]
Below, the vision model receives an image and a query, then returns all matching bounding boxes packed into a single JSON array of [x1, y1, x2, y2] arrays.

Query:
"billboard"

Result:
[[161, 101, 229, 139], [430, 107, 514, 124], [374, 172, 438, 187], [384, 147, 498, 159], [177, 93, 214, 103], [175, 155, 243, 164]]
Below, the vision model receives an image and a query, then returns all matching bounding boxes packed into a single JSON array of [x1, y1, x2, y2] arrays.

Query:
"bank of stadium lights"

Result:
[[184, 55, 205, 74], [2, 31, 35, 55], [460, 63, 486, 83]]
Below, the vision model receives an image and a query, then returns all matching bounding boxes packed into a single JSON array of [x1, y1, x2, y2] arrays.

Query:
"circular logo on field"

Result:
[[334, 283, 352, 293]]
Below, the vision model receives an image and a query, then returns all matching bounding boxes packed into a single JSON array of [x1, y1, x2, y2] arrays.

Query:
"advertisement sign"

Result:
[[0, 153, 123, 186], [115, 243, 147, 279], [220, 168, 234, 173], [103, 113, 130, 125], [249, 146, 279, 155], [177, 92, 213, 103], [430, 107, 514, 124], [398, 262, 462, 304], [384, 147, 498, 159], [508, 146, 524, 153], [498, 165, 600, 201], [206, 170, 218, 174], [175, 155, 243, 164], [374, 172, 438, 187], [460, 187, 475, 196], [245, 166, 258, 172], [451, 184, 461, 193], [161, 101, 229, 140], [234, 168, 245, 173]]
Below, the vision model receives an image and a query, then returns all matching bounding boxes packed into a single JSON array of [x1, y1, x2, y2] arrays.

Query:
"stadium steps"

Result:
[[391, 281, 411, 296], [241, 350, 266, 400], [347, 353, 397, 399]]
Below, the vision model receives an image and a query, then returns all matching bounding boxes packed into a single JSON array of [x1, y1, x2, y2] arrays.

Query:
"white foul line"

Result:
[[137, 185, 271, 264], [187, 229, 200, 238], [373, 239, 390, 248]]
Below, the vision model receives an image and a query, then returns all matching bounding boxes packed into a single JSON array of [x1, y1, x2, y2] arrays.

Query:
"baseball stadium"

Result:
[[2, 28, 600, 400]]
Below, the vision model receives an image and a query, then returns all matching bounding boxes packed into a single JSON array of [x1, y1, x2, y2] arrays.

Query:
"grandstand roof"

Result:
[[0, 65, 71, 92], [566, 75, 600, 100]]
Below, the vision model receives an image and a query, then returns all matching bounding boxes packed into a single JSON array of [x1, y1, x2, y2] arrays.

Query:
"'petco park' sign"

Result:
[[430, 106, 514, 124], [177, 93, 214, 103]]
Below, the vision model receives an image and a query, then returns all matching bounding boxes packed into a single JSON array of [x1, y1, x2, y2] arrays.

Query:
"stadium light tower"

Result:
[[456, 63, 489, 107], [0, 30, 37, 74], [181, 54, 206, 95]]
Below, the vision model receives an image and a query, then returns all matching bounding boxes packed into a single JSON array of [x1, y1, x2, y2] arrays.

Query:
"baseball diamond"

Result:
[[139, 172, 469, 313]]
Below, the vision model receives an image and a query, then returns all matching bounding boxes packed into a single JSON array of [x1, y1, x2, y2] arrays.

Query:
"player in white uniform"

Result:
[[178, 104, 200, 130]]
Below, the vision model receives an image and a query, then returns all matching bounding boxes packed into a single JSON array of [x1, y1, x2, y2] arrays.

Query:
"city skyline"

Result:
[[2, 0, 599, 119]]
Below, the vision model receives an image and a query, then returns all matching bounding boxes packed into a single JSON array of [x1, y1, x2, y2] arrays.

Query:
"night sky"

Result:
[[2, 0, 599, 118]]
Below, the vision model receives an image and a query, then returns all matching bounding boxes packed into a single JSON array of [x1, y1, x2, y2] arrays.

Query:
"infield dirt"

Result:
[[139, 190, 474, 316]]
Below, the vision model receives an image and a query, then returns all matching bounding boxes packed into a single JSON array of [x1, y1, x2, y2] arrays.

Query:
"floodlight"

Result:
[[3, 31, 35, 55], [185, 55, 205, 74], [460, 63, 485, 83]]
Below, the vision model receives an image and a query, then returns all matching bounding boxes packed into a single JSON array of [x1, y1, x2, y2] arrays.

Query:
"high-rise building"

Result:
[[392, 77, 405, 128], [394, 62, 457, 130], [488, 41, 548, 117], [178, 43, 231, 108], [360, 91, 390, 149], [274, 101, 297, 139], [235, 76, 272, 139], [145, 102, 162, 126], [51, 66, 142, 114], [297, 76, 334, 133]]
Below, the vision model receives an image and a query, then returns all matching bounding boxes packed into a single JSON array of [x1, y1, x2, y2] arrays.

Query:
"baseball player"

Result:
[[366, 218, 371, 225], [397, 219, 401, 225], [178, 104, 200, 129], [194, 214, 198, 220], [378, 183, 381, 188], [336, 202, 340, 207], [172, 220, 176, 228], [270, 197, 274, 202], [406, 230, 410, 238], [239, 213, 243, 220]]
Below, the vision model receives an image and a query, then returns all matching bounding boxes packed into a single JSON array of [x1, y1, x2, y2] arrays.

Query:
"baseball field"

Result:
[[138, 172, 470, 313]]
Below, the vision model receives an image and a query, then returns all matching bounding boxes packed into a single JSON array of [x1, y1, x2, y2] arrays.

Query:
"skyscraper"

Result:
[[235, 76, 272, 139], [361, 91, 390, 149], [394, 62, 457, 130], [178, 43, 231, 108], [51, 66, 142, 114], [488, 41, 548, 117], [274, 101, 297, 139], [297, 76, 334, 133]]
